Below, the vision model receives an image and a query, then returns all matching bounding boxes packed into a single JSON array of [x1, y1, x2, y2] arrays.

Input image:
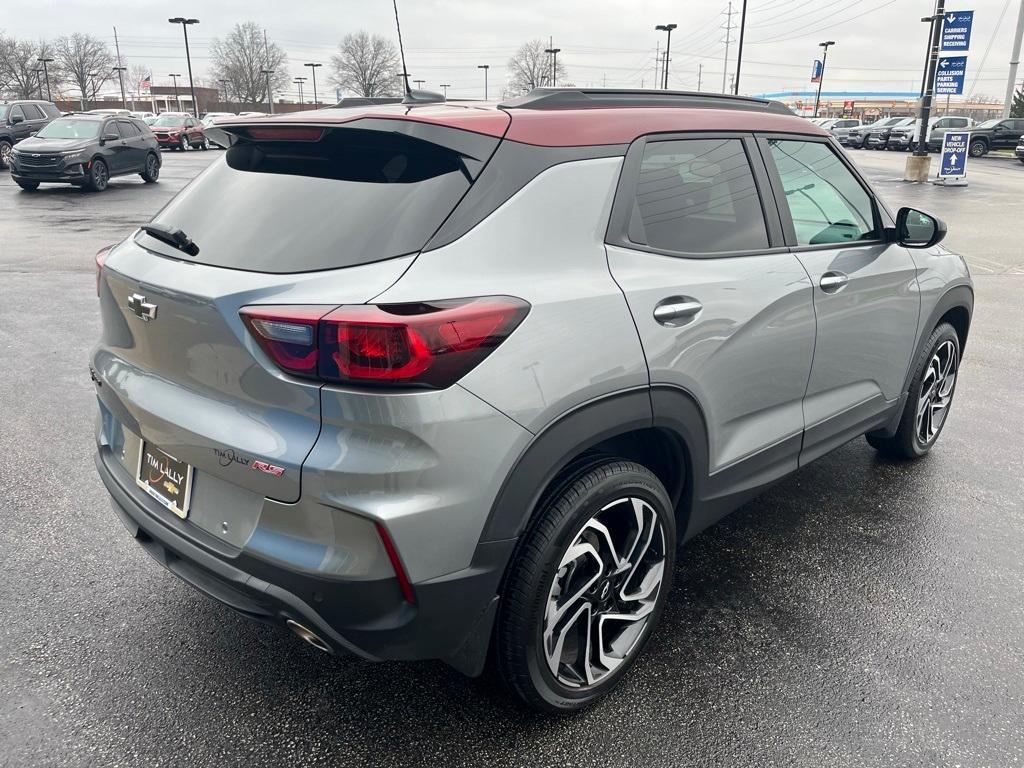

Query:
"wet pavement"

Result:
[[1, 149, 1022, 767]]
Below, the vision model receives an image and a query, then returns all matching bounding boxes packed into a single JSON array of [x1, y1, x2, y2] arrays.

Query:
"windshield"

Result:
[[975, 119, 1000, 129], [36, 119, 102, 139], [153, 116, 186, 127]]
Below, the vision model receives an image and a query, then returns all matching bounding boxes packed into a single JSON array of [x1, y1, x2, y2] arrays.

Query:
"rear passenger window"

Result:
[[119, 120, 140, 137], [768, 139, 878, 246], [629, 138, 769, 254]]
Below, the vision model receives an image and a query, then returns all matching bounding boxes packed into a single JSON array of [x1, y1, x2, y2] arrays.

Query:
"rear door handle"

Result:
[[653, 297, 703, 326], [819, 271, 849, 293]]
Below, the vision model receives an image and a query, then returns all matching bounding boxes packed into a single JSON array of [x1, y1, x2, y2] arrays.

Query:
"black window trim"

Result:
[[755, 133, 895, 253], [605, 130, 789, 260]]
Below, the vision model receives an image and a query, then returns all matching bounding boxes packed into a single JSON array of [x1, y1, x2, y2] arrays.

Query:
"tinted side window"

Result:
[[949, 118, 968, 128], [118, 120, 140, 137], [629, 138, 769, 255], [768, 139, 878, 247], [23, 105, 44, 120], [9, 105, 25, 121]]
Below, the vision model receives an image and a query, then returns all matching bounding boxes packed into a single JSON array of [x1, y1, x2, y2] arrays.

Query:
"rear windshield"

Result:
[[36, 119, 102, 139], [140, 126, 483, 273]]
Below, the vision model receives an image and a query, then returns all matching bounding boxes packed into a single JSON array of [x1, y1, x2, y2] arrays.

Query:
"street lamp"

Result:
[[812, 40, 836, 118], [439, 83, 451, 98], [33, 68, 44, 99], [37, 57, 53, 102], [168, 73, 182, 112], [112, 65, 128, 109], [293, 76, 306, 107], [414, 79, 425, 90], [304, 63, 322, 106], [478, 64, 490, 100], [168, 17, 200, 117], [88, 71, 98, 107], [544, 47, 561, 87], [261, 69, 275, 113], [655, 24, 677, 89]]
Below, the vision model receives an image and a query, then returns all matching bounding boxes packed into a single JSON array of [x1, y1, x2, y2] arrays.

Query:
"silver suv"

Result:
[[92, 89, 973, 712]]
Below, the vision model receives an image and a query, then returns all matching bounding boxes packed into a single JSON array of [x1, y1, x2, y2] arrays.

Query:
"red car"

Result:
[[149, 113, 208, 151]]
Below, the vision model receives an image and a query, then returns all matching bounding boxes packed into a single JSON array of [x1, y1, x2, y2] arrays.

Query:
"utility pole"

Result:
[[304, 63, 322, 106], [37, 57, 53, 102], [263, 29, 274, 114], [33, 68, 44, 100], [722, 3, 736, 93], [478, 64, 489, 99], [812, 40, 835, 118], [88, 71, 98, 108], [655, 41, 661, 90], [168, 18, 199, 116], [219, 79, 230, 108], [414, 78, 425, 90], [112, 27, 127, 109], [656, 24, 677, 89], [1002, 0, 1024, 118], [545, 46, 561, 87], [915, 0, 946, 155], [439, 83, 450, 97], [293, 76, 306, 106], [169, 73, 182, 111], [698, 63, 703, 91], [734, 0, 748, 94], [261, 70, 275, 113]]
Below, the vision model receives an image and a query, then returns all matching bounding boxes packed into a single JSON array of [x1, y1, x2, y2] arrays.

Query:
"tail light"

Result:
[[240, 297, 529, 389], [95, 244, 114, 296]]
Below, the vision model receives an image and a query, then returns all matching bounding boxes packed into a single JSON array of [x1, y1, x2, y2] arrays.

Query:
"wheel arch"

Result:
[[903, 283, 974, 394]]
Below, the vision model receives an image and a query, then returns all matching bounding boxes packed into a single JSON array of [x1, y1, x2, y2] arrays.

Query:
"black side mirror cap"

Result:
[[10, 114, 24, 124], [890, 206, 947, 249]]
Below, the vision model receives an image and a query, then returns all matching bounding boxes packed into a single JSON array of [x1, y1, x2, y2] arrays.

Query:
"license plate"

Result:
[[136, 442, 193, 519]]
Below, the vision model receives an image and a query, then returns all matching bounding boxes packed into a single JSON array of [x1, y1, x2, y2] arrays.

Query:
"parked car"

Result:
[[131, 111, 156, 120], [960, 117, 1024, 157], [9, 113, 160, 191], [1015, 137, 1024, 164], [92, 88, 972, 713], [0, 99, 60, 168], [888, 115, 974, 151], [88, 108, 133, 116], [201, 112, 235, 148], [827, 118, 862, 145], [846, 117, 904, 149], [149, 113, 208, 151], [865, 117, 916, 149]]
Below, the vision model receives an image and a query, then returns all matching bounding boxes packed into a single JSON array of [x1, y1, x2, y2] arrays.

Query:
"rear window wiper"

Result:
[[139, 223, 200, 256]]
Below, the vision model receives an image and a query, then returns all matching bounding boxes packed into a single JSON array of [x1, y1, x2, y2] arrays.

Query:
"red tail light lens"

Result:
[[240, 297, 529, 389], [95, 244, 114, 296]]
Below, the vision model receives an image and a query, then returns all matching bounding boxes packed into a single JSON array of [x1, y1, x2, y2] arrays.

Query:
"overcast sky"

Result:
[[6, 0, 1021, 101]]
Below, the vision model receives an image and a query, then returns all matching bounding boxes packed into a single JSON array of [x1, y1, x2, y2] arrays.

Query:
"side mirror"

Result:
[[892, 207, 947, 249], [10, 114, 24, 124], [100, 132, 119, 144]]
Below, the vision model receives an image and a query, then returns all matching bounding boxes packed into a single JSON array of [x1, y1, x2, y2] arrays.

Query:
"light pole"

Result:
[[304, 63, 322, 106], [1002, 0, 1024, 118], [293, 76, 306, 106], [261, 69, 275, 113], [655, 24, 677, 89], [414, 79, 425, 90], [168, 17, 200, 117], [439, 83, 450, 98], [33, 68, 44, 99], [112, 65, 128, 109], [914, 3, 946, 156], [812, 40, 835, 118], [37, 57, 53, 102], [544, 47, 561, 87], [168, 73, 182, 112], [734, 0, 748, 94], [478, 64, 489, 99]]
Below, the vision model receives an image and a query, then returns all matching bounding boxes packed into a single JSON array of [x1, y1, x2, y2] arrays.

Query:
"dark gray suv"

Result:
[[10, 113, 160, 191], [92, 88, 973, 712], [0, 99, 60, 168]]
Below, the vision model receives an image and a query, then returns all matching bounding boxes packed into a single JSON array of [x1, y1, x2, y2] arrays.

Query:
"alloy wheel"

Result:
[[916, 339, 958, 445], [181, 136, 189, 151], [93, 162, 108, 190], [543, 496, 666, 688], [0, 142, 11, 166]]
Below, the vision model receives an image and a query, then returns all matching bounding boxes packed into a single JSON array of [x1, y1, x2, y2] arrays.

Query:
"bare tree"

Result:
[[507, 39, 567, 94], [210, 22, 289, 104], [330, 31, 401, 98], [0, 35, 54, 99], [128, 63, 151, 102], [54, 33, 112, 109]]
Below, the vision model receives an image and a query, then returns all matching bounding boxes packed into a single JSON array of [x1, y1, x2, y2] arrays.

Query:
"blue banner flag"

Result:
[[940, 10, 974, 51]]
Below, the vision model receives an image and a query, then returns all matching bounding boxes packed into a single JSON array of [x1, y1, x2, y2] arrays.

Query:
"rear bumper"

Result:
[[96, 446, 515, 675]]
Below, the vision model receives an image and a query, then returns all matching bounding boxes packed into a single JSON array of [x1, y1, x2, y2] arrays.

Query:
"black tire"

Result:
[[968, 139, 988, 157], [179, 135, 189, 152], [496, 459, 676, 713], [200, 136, 209, 151], [0, 139, 12, 168], [866, 322, 961, 459], [84, 159, 109, 192], [15, 180, 39, 191], [1018, 158, 1024, 165], [140, 153, 160, 183]]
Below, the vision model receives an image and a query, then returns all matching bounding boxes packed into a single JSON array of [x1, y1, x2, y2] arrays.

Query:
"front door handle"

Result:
[[819, 271, 849, 293], [653, 297, 703, 326]]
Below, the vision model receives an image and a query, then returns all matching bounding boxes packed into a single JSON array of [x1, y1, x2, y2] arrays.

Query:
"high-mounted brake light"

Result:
[[95, 244, 115, 296], [240, 297, 529, 389], [243, 126, 325, 142]]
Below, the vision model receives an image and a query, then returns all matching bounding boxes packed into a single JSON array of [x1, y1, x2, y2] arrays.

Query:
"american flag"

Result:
[[140, 74, 151, 92]]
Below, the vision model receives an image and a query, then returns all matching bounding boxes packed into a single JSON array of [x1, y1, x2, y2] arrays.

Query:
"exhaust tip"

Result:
[[286, 619, 331, 654]]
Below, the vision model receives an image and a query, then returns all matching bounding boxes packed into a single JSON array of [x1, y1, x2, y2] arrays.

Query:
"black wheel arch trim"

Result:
[[901, 283, 973, 395]]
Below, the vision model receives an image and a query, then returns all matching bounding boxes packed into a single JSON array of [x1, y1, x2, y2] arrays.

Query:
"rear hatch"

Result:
[[94, 113, 506, 504]]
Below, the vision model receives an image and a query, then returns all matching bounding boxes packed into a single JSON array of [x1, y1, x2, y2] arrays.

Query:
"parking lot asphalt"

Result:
[[1, 148, 1022, 767]]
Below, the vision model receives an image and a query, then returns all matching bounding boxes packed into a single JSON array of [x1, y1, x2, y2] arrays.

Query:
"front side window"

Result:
[[768, 139, 878, 247], [629, 138, 769, 255], [9, 105, 24, 122]]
